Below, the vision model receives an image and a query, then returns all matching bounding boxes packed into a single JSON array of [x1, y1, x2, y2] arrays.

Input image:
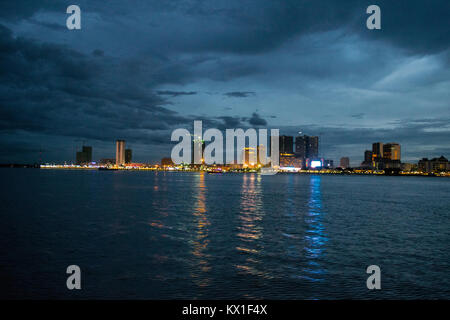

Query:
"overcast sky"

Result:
[[0, 0, 449, 165]]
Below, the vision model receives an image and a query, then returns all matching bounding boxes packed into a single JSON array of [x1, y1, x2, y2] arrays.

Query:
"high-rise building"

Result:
[[75, 145, 92, 165], [361, 150, 373, 168], [76, 151, 85, 165], [295, 136, 306, 158], [372, 142, 383, 160], [279, 135, 294, 154], [295, 135, 319, 159], [116, 140, 125, 166], [242, 147, 257, 166], [125, 149, 132, 164], [307, 136, 319, 159], [82, 146, 92, 163], [383, 143, 401, 161], [191, 138, 205, 164], [340, 157, 350, 169]]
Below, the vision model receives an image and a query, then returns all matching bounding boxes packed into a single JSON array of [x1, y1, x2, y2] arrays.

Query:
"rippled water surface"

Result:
[[1, 169, 449, 299]]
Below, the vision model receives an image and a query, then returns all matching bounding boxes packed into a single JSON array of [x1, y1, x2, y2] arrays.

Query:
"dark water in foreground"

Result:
[[0, 169, 449, 299]]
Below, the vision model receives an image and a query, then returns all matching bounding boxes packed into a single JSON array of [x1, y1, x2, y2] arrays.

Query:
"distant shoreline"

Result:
[[1, 164, 449, 177]]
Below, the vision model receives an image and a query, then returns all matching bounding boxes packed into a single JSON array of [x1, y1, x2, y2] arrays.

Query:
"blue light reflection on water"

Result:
[[302, 175, 328, 282]]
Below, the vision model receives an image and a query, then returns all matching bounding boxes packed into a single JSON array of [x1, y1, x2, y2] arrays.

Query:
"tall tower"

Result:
[[295, 135, 319, 159], [295, 136, 307, 158], [372, 142, 383, 160], [116, 140, 125, 166], [383, 143, 401, 161], [82, 146, 92, 163], [279, 135, 294, 154], [125, 149, 132, 164], [307, 136, 319, 159]]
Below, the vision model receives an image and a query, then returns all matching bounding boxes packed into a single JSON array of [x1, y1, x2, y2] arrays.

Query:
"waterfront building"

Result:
[[418, 156, 449, 173], [323, 159, 334, 168], [161, 157, 174, 167], [401, 163, 416, 172], [361, 150, 373, 168], [191, 138, 205, 164], [116, 140, 125, 166], [372, 142, 383, 160], [242, 147, 257, 167], [295, 135, 319, 168], [76, 145, 92, 165], [370, 142, 401, 169], [100, 158, 115, 165], [125, 149, 132, 164], [295, 135, 318, 159], [280, 153, 302, 168], [383, 143, 401, 161], [340, 157, 350, 169], [82, 146, 92, 163], [307, 136, 319, 159], [258, 144, 267, 166], [364, 150, 372, 163], [279, 135, 294, 155]]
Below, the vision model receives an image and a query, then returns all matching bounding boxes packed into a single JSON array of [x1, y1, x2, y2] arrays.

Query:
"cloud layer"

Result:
[[0, 1, 449, 164]]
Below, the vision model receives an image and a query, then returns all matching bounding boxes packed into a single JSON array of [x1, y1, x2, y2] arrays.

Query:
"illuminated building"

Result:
[[191, 138, 205, 164], [241, 144, 268, 167], [258, 144, 267, 165], [242, 147, 257, 166], [125, 149, 132, 164], [418, 156, 449, 173], [339, 157, 350, 169], [369, 142, 401, 169], [100, 158, 115, 165], [401, 163, 416, 172], [279, 153, 302, 168], [383, 143, 401, 161], [364, 150, 372, 163], [161, 157, 174, 167], [116, 140, 125, 166], [372, 142, 383, 160]]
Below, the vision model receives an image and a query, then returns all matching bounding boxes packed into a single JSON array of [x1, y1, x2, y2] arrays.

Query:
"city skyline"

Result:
[[56, 134, 446, 170], [0, 1, 449, 166]]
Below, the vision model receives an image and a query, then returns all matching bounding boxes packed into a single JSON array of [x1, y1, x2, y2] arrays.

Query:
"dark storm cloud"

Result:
[[247, 113, 267, 126], [224, 91, 255, 98], [157, 90, 197, 97], [363, 1, 450, 55], [1, 1, 449, 57], [0, 1, 449, 163], [217, 116, 242, 128], [0, 1, 63, 21], [0, 24, 195, 147]]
